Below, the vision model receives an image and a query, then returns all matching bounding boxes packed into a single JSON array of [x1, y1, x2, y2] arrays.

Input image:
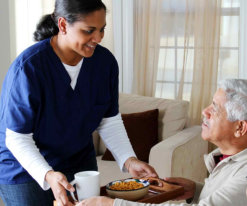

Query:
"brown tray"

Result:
[[101, 180, 184, 204], [54, 181, 184, 205]]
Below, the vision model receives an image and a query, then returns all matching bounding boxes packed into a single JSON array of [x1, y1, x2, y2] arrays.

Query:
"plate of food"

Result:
[[106, 178, 150, 201]]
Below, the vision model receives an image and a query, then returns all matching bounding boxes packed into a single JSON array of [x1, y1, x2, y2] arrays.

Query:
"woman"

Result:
[[0, 0, 157, 205]]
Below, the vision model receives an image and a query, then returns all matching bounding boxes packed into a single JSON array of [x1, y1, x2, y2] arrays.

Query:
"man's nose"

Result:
[[202, 106, 210, 119]]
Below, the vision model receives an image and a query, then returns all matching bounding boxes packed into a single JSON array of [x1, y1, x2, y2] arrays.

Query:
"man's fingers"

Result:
[[164, 177, 181, 184]]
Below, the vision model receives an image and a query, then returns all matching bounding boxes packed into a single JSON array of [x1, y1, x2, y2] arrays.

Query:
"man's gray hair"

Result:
[[219, 79, 247, 122]]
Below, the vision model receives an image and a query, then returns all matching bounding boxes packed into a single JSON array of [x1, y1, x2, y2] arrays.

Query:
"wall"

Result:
[[0, 0, 12, 205], [0, 0, 13, 93]]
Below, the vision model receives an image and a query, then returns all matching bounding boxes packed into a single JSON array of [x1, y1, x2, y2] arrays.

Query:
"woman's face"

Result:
[[63, 8, 106, 58]]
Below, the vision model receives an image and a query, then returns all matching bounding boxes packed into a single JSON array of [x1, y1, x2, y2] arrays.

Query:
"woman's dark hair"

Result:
[[33, 0, 106, 41]]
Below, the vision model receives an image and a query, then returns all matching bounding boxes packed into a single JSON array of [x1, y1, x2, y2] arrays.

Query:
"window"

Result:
[[218, 0, 239, 81], [155, 0, 240, 100]]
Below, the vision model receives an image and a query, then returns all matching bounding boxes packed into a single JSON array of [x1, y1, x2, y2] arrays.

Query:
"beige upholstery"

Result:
[[95, 93, 208, 186]]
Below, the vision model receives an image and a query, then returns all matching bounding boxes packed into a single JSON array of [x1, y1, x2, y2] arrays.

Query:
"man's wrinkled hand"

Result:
[[164, 177, 196, 200]]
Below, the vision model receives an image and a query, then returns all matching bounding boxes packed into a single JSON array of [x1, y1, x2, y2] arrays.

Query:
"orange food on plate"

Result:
[[110, 181, 144, 191]]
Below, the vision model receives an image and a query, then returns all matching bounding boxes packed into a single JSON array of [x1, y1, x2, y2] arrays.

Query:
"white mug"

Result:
[[70, 171, 100, 201]]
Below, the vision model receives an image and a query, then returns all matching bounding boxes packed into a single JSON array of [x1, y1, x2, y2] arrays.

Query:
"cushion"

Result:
[[102, 109, 159, 162], [118, 93, 189, 141]]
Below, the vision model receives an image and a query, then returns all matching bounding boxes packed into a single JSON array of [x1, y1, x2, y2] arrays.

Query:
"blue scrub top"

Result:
[[0, 38, 119, 184]]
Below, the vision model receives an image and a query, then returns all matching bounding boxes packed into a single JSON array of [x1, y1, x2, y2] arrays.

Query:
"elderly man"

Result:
[[77, 79, 247, 206]]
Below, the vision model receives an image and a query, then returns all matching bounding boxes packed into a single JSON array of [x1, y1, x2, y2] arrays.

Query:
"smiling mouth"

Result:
[[86, 44, 96, 49]]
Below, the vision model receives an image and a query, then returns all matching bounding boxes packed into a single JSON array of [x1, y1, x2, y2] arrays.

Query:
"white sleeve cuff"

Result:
[[5, 128, 53, 190], [97, 113, 136, 172]]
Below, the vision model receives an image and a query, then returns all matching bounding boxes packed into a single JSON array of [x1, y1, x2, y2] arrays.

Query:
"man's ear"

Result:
[[240, 120, 247, 136], [235, 120, 247, 137], [57, 17, 67, 35]]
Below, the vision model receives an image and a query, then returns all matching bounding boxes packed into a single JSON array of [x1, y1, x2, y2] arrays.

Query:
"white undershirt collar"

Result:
[[62, 58, 84, 89]]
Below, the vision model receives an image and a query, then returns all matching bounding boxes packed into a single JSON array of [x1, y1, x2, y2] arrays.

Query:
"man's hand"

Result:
[[76, 196, 114, 206], [45, 170, 75, 206], [125, 157, 158, 178], [164, 177, 196, 200]]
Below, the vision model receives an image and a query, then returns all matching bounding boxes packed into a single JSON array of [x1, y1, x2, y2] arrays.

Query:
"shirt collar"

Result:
[[204, 148, 247, 173]]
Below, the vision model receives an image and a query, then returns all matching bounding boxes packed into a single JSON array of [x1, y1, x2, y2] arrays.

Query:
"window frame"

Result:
[[115, 1, 246, 96], [155, 5, 240, 99], [239, 0, 247, 79]]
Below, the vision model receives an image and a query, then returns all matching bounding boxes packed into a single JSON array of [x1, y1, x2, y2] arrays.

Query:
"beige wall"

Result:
[[0, 1, 12, 205], [101, 0, 114, 54], [0, 0, 12, 93]]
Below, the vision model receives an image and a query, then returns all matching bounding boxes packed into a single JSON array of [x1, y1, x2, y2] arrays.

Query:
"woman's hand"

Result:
[[125, 157, 158, 178], [164, 177, 196, 200], [45, 170, 75, 206], [76, 196, 114, 206]]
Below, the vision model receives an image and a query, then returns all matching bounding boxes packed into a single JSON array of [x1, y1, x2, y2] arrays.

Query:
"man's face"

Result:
[[201, 89, 236, 145]]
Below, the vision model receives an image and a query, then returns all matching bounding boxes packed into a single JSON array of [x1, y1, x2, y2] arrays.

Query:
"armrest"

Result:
[[149, 126, 208, 182]]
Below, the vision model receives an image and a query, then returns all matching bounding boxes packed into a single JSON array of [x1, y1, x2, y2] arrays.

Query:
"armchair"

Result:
[[94, 93, 208, 186]]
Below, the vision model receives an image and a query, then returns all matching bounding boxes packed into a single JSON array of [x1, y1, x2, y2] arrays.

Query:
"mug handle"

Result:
[[70, 179, 78, 202]]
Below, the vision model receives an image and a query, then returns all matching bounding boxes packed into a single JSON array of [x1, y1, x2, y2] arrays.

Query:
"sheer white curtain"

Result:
[[186, 0, 222, 125], [133, 0, 241, 126], [132, 0, 163, 96]]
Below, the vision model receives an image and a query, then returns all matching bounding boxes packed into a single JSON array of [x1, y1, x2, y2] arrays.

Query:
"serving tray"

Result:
[[54, 179, 184, 205], [101, 179, 184, 204]]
